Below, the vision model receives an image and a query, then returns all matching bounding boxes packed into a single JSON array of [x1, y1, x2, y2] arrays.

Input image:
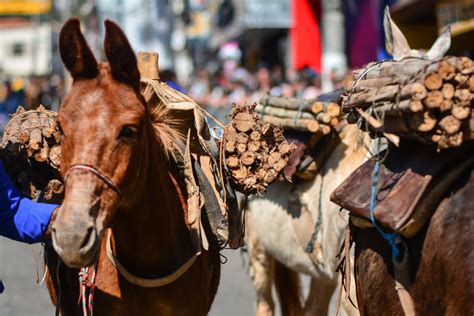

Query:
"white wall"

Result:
[[0, 23, 52, 77]]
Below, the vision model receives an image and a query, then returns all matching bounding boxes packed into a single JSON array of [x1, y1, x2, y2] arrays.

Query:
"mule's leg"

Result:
[[247, 226, 275, 316], [207, 249, 222, 312], [274, 260, 304, 316], [304, 277, 335, 316]]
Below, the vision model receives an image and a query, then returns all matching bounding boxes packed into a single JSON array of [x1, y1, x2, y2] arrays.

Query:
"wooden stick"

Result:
[[424, 73, 442, 90], [137, 52, 160, 79], [451, 104, 471, 120], [439, 115, 461, 134], [424, 90, 443, 109], [441, 83, 454, 99], [438, 60, 456, 80], [255, 104, 315, 120], [356, 109, 400, 145], [412, 111, 437, 132], [259, 95, 312, 111], [260, 116, 320, 133]]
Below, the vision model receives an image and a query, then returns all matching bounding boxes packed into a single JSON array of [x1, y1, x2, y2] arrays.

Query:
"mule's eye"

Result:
[[118, 125, 138, 140]]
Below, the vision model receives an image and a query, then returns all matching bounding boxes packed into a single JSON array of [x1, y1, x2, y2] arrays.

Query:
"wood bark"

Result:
[[224, 103, 295, 194], [343, 56, 474, 149]]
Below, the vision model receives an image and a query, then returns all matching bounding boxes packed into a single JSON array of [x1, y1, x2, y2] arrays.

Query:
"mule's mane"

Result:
[[150, 104, 185, 160], [92, 64, 184, 160], [141, 83, 185, 160]]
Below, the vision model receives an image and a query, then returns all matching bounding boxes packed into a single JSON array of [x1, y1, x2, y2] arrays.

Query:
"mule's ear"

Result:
[[383, 6, 411, 60], [59, 18, 99, 80], [425, 26, 451, 60], [104, 20, 140, 91]]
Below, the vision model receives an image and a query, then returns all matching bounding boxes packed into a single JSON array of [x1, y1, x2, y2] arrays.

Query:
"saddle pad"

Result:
[[330, 142, 473, 236]]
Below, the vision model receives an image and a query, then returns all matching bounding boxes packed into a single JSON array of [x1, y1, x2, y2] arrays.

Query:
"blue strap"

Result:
[[370, 160, 401, 260]]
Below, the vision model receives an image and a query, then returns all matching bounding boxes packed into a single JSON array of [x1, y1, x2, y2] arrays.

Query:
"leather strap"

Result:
[[64, 164, 122, 197], [394, 280, 416, 316], [106, 230, 200, 287], [393, 251, 416, 316]]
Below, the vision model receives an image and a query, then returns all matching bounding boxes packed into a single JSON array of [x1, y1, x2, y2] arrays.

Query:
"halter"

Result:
[[106, 230, 200, 287], [63, 164, 122, 198]]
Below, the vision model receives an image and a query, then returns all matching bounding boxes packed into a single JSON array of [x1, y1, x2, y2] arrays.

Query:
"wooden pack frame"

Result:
[[137, 52, 243, 250]]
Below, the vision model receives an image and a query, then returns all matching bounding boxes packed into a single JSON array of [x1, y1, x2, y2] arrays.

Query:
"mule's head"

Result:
[[52, 19, 146, 267], [383, 6, 451, 60]]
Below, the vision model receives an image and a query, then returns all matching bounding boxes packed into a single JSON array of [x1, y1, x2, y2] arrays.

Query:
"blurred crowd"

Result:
[[0, 75, 64, 132], [0, 63, 348, 131], [183, 64, 348, 122]]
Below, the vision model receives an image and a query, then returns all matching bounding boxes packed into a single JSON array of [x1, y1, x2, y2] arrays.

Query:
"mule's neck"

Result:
[[111, 122, 193, 276]]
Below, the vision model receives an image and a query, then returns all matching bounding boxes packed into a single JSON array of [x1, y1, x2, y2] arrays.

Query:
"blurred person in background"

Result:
[[161, 69, 186, 93], [188, 68, 210, 106]]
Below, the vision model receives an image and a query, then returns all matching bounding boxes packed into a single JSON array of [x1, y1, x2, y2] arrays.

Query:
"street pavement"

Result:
[[0, 239, 258, 316]]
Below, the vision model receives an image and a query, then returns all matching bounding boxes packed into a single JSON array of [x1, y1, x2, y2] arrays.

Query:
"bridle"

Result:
[[61, 163, 121, 316], [63, 164, 123, 198], [61, 141, 199, 292]]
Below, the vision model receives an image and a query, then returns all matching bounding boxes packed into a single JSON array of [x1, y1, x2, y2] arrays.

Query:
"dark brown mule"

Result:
[[45, 19, 220, 315], [352, 168, 474, 315]]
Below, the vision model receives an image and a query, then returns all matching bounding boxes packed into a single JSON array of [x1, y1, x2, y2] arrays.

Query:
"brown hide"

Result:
[[354, 169, 474, 315]]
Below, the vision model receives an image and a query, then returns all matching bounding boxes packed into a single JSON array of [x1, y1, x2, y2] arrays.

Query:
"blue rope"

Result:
[[369, 159, 401, 260]]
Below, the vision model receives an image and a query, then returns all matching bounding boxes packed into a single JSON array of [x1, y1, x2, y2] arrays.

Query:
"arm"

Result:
[[0, 162, 58, 244]]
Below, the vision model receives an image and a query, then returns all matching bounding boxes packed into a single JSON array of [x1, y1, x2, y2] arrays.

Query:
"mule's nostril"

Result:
[[80, 227, 95, 250]]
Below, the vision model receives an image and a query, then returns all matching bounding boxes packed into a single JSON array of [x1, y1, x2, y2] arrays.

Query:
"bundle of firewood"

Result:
[[223, 103, 296, 194], [342, 56, 473, 149], [255, 95, 341, 135], [1, 106, 63, 201]]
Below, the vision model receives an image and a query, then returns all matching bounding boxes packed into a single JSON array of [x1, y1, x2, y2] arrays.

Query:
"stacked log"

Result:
[[224, 103, 296, 194], [342, 56, 473, 149], [255, 95, 341, 135], [1, 106, 63, 202]]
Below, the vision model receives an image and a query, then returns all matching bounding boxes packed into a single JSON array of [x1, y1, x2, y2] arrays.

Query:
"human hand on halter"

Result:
[[0, 162, 58, 244]]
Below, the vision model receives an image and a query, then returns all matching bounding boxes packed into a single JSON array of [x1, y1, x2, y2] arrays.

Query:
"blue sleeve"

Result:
[[0, 162, 57, 244]]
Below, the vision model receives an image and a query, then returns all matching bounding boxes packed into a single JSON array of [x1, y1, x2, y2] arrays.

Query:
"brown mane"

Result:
[[141, 82, 185, 160]]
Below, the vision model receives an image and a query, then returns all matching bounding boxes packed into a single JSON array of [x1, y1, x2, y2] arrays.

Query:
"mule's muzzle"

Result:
[[52, 220, 100, 268]]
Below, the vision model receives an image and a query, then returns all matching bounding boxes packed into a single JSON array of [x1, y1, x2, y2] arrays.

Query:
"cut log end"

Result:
[[424, 90, 443, 109], [225, 102, 294, 194], [439, 115, 461, 135], [424, 73, 443, 91], [413, 111, 437, 132]]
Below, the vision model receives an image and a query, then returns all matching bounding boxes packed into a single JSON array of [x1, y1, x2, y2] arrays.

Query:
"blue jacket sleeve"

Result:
[[0, 162, 57, 244]]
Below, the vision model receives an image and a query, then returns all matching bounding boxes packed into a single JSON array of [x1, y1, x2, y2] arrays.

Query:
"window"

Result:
[[11, 42, 25, 57]]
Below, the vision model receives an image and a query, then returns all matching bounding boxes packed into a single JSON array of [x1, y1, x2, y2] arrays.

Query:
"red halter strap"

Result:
[[64, 164, 122, 198]]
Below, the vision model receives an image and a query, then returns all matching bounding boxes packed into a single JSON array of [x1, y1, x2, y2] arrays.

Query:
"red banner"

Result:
[[290, 0, 322, 72]]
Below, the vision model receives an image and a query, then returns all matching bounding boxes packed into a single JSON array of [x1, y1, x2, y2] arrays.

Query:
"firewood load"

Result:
[[0, 52, 294, 250], [138, 52, 294, 247], [223, 103, 296, 195], [255, 94, 342, 135], [0, 105, 63, 203], [342, 56, 474, 150]]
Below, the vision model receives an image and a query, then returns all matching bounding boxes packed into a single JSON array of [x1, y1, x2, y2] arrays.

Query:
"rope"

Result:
[[260, 96, 270, 120], [293, 101, 306, 127], [305, 160, 325, 254], [369, 157, 401, 260], [106, 230, 200, 287], [79, 264, 97, 316], [64, 164, 122, 198]]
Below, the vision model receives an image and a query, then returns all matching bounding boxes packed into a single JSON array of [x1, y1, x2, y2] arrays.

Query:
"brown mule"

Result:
[[352, 169, 474, 315], [45, 19, 220, 315]]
